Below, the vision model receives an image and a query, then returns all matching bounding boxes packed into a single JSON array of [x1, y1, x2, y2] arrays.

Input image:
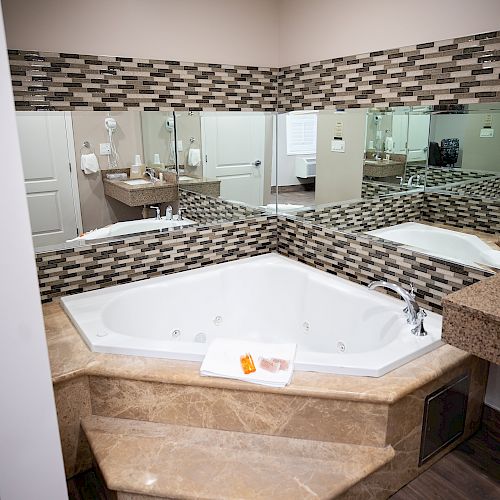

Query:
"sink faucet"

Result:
[[368, 281, 427, 336], [150, 206, 161, 220], [145, 168, 159, 183], [407, 174, 422, 187]]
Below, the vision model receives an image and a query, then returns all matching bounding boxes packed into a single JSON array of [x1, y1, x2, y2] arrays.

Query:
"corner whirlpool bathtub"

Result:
[[61, 254, 443, 377]]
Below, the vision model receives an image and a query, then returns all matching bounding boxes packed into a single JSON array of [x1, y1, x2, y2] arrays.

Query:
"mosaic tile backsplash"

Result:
[[9, 50, 278, 111], [180, 190, 265, 225], [9, 31, 500, 111], [279, 31, 500, 110], [277, 217, 492, 314], [36, 216, 276, 302], [294, 192, 425, 232]]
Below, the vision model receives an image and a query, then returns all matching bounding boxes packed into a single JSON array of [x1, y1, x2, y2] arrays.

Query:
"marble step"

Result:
[[82, 415, 395, 500]]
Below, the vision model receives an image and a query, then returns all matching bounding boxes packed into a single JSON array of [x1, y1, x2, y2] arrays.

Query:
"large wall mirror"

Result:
[[16, 111, 275, 253], [17, 104, 500, 272], [275, 107, 430, 213], [274, 103, 500, 271]]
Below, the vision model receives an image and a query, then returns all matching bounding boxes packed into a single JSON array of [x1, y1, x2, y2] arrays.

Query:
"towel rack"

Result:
[[80, 141, 95, 154]]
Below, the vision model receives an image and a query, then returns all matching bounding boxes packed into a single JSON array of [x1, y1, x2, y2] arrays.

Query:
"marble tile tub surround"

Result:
[[279, 30, 500, 111], [45, 300, 487, 496], [36, 215, 276, 302], [9, 30, 500, 111]]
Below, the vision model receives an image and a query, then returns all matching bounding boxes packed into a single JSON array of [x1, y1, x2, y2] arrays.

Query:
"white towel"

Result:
[[80, 153, 100, 174], [200, 338, 296, 388], [187, 148, 201, 167]]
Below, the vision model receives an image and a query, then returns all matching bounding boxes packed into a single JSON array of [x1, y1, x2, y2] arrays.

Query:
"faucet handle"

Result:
[[409, 282, 416, 298]]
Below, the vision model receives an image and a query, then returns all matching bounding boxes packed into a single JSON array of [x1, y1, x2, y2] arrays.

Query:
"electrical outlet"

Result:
[[99, 143, 111, 155]]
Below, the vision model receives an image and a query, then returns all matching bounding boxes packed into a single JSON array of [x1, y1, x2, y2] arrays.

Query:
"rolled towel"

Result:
[[187, 148, 201, 167], [80, 153, 100, 174]]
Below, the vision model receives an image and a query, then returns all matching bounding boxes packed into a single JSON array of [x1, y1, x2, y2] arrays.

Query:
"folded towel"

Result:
[[200, 338, 296, 388], [81, 153, 100, 174], [187, 148, 201, 167]]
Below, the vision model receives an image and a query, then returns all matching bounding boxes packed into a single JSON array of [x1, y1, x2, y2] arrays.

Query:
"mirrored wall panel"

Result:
[[425, 104, 500, 199], [275, 108, 427, 214], [16, 111, 276, 253]]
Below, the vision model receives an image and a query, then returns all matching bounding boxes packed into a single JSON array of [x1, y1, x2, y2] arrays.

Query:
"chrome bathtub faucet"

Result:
[[368, 280, 427, 336], [150, 206, 161, 220]]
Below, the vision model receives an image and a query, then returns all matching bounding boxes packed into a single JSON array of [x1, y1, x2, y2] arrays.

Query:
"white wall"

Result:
[[275, 113, 310, 187], [0, 2, 68, 498], [485, 365, 500, 411], [4, 0, 499, 68], [278, 0, 500, 66], [2, 0, 280, 67], [315, 109, 366, 204]]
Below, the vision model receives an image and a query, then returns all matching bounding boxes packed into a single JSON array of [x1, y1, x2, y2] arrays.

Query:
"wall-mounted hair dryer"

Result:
[[165, 117, 175, 131], [104, 117, 119, 167]]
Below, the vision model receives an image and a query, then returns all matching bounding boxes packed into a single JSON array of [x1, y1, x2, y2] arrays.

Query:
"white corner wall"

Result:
[[278, 0, 500, 66], [2, 0, 280, 67], [0, 2, 68, 498]]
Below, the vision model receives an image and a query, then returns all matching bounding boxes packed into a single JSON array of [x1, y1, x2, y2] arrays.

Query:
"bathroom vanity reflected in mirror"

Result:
[[15, 110, 275, 253], [275, 107, 429, 213]]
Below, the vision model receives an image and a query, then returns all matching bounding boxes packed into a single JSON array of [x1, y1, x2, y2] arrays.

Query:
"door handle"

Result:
[[253, 160, 262, 167]]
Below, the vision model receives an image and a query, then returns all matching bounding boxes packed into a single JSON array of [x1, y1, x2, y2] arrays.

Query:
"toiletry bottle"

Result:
[[165, 206, 173, 220], [130, 154, 145, 179], [152, 153, 165, 168]]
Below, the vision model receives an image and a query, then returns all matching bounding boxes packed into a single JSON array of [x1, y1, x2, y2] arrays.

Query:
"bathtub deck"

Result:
[[82, 415, 395, 500], [44, 301, 471, 404]]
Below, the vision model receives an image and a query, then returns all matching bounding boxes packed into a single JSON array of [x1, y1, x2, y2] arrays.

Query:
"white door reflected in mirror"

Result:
[[16, 111, 81, 250], [201, 113, 266, 206]]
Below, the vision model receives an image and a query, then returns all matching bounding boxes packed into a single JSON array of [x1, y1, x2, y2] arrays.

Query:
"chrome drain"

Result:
[[337, 341, 346, 353], [302, 321, 310, 333], [171, 329, 181, 338], [213, 315, 223, 326]]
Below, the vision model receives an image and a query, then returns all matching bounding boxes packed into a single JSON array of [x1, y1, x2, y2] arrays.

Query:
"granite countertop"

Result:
[[363, 159, 404, 166], [442, 274, 500, 364], [44, 301, 472, 404], [103, 178, 178, 207], [178, 176, 220, 185]]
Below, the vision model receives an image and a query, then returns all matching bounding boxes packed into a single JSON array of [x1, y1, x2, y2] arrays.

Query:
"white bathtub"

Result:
[[68, 217, 196, 243], [368, 222, 500, 269], [61, 254, 443, 377]]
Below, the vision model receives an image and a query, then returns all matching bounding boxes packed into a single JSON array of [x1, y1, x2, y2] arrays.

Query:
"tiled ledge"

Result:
[[45, 300, 473, 405]]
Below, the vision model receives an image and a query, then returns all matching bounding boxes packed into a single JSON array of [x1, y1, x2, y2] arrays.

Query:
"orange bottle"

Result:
[[240, 353, 256, 374]]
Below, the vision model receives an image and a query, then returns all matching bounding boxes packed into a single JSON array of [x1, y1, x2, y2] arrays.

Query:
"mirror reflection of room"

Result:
[[275, 108, 429, 213], [426, 106, 500, 197], [176, 111, 275, 209], [16, 110, 274, 253]]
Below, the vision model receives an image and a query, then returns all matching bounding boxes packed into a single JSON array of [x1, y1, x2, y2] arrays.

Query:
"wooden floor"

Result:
[[68, 422, 500, 500]]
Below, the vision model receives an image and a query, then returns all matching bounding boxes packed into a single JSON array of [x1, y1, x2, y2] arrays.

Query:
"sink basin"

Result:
[[123, 179, 152, 186]]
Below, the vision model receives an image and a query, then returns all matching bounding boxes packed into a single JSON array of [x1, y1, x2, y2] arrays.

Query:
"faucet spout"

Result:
[[368, 280, 427, 336]]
